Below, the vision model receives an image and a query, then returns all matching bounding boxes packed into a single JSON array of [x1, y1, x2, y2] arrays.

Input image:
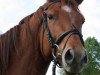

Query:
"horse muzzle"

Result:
[[62, 48, 88, 74]]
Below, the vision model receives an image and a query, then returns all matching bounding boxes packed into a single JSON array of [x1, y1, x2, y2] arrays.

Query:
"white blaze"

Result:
[[62, 5, 72, 13]]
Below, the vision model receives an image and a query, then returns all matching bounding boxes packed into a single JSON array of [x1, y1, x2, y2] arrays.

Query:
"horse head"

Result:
[[40, 0, 87, 74]]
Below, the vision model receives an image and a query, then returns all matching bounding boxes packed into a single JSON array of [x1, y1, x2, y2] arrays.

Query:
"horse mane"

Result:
[[0, 6, 44, 74], [0, 24, 20, 73]]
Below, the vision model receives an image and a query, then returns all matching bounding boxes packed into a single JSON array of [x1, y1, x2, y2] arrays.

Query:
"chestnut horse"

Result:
[[0, 0, 87, 75]]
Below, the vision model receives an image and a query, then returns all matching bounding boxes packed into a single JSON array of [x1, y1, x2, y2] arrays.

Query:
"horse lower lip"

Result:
[[65, 70, 80, 75]]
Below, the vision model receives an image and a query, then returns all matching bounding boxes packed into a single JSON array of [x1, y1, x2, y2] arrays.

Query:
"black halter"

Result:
[[42, 1, 84, 75]]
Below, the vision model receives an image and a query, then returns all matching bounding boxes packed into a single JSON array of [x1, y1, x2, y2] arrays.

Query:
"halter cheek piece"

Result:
[[42, 0, 84, 75]]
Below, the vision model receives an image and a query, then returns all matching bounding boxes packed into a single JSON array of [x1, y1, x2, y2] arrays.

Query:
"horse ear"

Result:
[[47, 0, 53, 2], [75, 0, 83, 4]]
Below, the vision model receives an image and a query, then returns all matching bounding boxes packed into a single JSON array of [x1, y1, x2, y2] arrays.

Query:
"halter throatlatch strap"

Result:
[[42, 12, 58, 75], [42, 10, 59, 75], [42, 12, 57, 48]]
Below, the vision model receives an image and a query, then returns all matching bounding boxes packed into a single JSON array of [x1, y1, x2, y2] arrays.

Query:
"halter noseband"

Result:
[[42, 1, 84, 75]]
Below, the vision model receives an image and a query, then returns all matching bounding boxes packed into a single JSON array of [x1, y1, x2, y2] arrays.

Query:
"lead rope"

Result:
[[52, 48, 58, 75], [52, 60, 57, 75]]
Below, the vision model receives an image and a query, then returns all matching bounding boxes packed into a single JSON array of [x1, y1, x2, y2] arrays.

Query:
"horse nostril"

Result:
[[82, 54, 88, 65], [81, 51, 88, 66], [65, 49, 74, 64]]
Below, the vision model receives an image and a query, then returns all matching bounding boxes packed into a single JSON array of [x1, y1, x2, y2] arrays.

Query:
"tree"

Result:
[[59, 37, 100, 75], [81, 37, 100, 75]]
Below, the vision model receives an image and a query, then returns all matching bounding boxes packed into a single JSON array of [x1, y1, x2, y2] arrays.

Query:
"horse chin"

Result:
[[64, 71, 80, 75], [63, 66, 81, 75], [62, 61, 82, 75], [61, 51, 82, 75]]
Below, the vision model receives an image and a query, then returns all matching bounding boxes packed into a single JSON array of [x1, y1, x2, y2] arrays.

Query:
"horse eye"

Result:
[[48, 14, 55, 20]]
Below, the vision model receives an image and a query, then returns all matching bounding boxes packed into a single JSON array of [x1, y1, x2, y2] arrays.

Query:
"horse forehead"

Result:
[[62, 5, 72, 13]]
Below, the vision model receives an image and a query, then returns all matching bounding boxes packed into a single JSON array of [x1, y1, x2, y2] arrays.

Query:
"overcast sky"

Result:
[[0, 0, 100, 75], [0, 0, 100, 42]]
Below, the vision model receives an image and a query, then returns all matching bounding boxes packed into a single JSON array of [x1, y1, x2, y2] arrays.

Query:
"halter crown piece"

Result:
[[42, 0, 84, 75]]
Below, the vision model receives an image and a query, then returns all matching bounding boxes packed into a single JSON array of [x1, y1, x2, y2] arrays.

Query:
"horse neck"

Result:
[[9, 7, 51, 75]]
